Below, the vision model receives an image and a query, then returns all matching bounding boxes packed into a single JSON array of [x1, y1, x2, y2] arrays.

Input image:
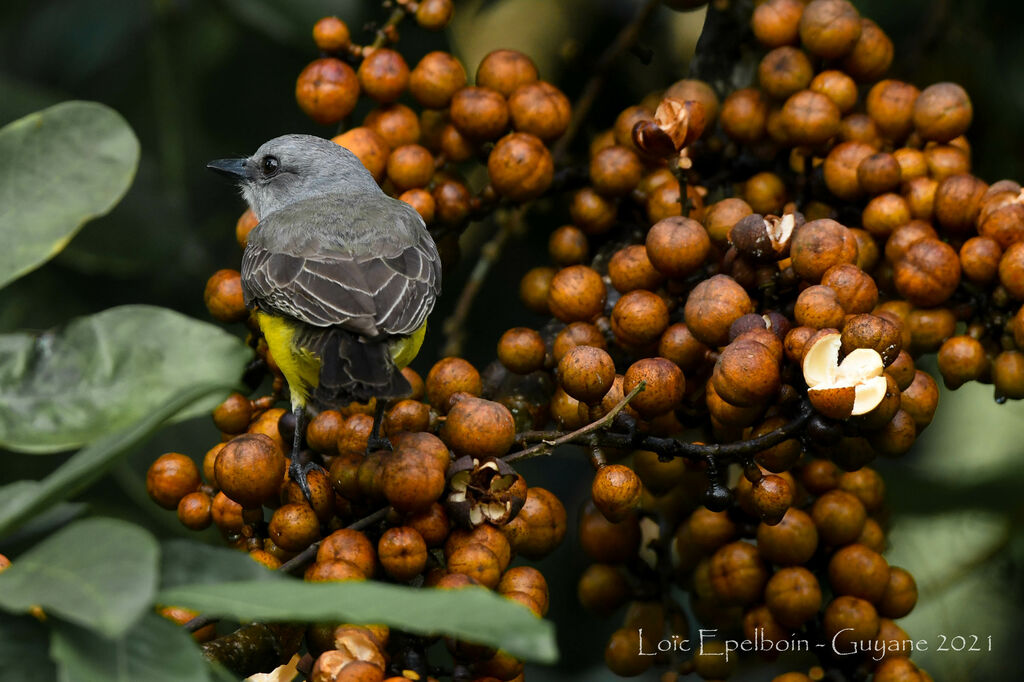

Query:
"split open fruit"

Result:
[[729, 212, 799, 262], [802, 331, 887, 419]]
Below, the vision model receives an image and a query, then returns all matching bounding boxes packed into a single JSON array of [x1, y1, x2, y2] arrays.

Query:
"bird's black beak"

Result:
[[206, 158, 249, 181]]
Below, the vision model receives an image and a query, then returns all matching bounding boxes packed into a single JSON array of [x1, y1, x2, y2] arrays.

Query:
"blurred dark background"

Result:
[[2, 1, 1023, 680]]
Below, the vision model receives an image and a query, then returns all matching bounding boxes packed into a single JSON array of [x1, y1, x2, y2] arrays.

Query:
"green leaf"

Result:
[[0, 304, 249, 453], [159, 539, 283, 589], [0, 518, 158, 638], [0, 614, 56, 682], [904, 368, 1024, 486], [0, 101, 140, 289], [0, 382, 234, 537], [0, 502, 85, 550], [160, 580, 558, 663], [209, 663, 242, 682], [50, 612, 210, 682], [884, 511, 1014, 681]]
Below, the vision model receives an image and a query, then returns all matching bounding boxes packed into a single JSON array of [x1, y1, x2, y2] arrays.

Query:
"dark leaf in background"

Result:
[[0, 518, 157, 638], [159, 539, 284, 589], [0, 613, 56, 682], [219, 0, 366, 48], [0, 101, 139, 289], [160, 580, 559, 663], [0, 305, 250, 453], [0, 502, 85, 551], [49, 612, 210, 682]]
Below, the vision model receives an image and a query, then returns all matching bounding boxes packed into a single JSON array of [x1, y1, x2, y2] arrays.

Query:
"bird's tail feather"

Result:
[[295, 327, 410, 408]]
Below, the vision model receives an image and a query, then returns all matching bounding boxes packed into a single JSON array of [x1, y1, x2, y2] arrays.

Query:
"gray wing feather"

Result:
[[241, 201, 440, 339]]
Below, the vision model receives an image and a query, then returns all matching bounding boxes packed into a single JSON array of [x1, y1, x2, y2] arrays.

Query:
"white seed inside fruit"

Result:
[[803, 332, 886, 417]]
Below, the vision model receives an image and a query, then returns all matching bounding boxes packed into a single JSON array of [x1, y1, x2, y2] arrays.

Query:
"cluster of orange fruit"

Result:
[[150, 0, 1024, 679]]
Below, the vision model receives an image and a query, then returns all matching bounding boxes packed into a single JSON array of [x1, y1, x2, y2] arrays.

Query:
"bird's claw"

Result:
[[288, 456, 324, 505], [367, 434, 393, 453]]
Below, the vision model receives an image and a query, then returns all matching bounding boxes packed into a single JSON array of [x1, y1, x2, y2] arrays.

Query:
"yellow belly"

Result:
[[256, 312, 427, 407], [390, 321, 427, 370], [257, 312, 320, 407]]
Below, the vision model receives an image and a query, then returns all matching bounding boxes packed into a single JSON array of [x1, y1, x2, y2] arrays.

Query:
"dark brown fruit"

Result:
[[913, 82, 972, 143], [812, 489, 867, 546], [487, 132, 553, 201], [709, 541, 769, 606], [497, 327, 547, 374], [592, 464, 642, 522], [409, 52, 467, 109], [623, 357, 686, 419], [828, 543, 890, 603], [357, 48, 409, 103], [296, 58, 359, 125], [215, 433, 285, 508], [558, 346, 616, 405], [547, 265, 607, 323], [177, 491, 213, 531], [269, 503, 321, 552], [757, 508, 819, 565], [450, 86, 509, 140], [683, 274, 755, 347], [332, 128, 390, 183], [476, 49, 538, 97], [441, 396, 515, 458], [204, 269, 248, 323], [312, 17, 350, 52], [147, 452, 201, 510], [426, 357, 482, 411], [509, 81, 571, 142], [646, 216, 711, 279], [611, 290, 670, 348], [799, 0, 861, 59]]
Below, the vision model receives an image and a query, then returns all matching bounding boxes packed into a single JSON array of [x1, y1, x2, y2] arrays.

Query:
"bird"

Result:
[[207, 134, 441, 500]]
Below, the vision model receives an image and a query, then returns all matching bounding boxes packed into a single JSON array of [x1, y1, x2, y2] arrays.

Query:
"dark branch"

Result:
[[277, 505, 391, 575], [513, 399, 814, 465], [504, 382, 646, 463]]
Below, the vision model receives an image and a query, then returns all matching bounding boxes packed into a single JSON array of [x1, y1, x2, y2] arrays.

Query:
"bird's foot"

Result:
[[367, 400, 392, 453], [367, 434, 393, 453], [289, 453, 325, 505]]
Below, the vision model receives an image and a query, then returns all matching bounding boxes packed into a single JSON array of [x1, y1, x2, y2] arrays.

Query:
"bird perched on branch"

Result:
[[208, 134, 441, 500]]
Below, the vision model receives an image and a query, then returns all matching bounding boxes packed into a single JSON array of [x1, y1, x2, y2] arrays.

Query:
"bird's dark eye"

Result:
[[261, 155, 280, 176]]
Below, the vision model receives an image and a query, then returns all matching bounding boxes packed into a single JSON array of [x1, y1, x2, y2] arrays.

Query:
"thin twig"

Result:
[[440, 208, 522, 357], [514, 399, 814, 465], [277, 505, 391, 575], [505, 382, 647, 463], [551, 0, 663, 162], [182, 506, 391, 634], [369, 5, 408, 50]]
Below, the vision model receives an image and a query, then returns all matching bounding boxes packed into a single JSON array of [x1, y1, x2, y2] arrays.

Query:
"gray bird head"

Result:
[[207, 134, 381, 219]]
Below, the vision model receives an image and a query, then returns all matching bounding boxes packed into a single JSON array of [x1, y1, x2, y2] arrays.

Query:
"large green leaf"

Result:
[[0, 382, 234, 537], [50, 612, 210, 682], [160, 580, 558, 663], [159, 539, 283, 589], [885, 511, 1014, 681], [0, 518, 158, 638], [0, 305, 249, 453], [906, 367, 1024, 487], [0, 502, 85, 549], [0, 101, 140, 289]]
